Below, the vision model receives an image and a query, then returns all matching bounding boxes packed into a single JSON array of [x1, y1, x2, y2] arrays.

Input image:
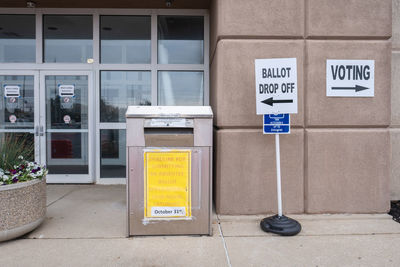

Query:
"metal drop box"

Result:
[[126, 106, 213, 236]]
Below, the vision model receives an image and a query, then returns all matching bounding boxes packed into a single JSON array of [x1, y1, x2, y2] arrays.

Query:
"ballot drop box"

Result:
[[126, 106, 213, 236]]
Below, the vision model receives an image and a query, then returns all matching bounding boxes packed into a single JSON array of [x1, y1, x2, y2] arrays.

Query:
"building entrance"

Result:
[[0, 9, 209, 184], [0, 71, 94, 183]]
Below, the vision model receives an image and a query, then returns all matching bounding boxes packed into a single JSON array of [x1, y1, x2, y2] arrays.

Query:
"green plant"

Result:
[[0, 134, 46, 186], [0, 133, 34, 171]]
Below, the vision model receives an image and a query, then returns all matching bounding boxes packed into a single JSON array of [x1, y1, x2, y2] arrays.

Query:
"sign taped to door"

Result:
[[144, 149, 191, 219], [4, 85, 20, 98], [58, 84, 75, 97]]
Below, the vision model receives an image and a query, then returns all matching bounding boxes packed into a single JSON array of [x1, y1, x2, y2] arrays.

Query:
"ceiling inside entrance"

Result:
[[0, 0, 210, 9]]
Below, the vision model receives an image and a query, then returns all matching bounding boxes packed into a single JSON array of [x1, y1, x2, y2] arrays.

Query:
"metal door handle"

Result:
[[35, 126, 39, 136], [39, 126, 44, 136]]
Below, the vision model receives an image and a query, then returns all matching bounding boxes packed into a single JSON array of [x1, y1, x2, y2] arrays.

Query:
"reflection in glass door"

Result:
[[40, 72, 93, 183], [0, 73, 39, 164]]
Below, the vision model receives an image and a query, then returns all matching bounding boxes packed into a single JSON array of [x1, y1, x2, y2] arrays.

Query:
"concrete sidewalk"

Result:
[[1, 185, 400, 267]]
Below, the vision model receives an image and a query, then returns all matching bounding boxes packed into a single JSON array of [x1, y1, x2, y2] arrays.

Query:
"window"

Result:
[[0, 75, 34, 128], [158, 71, 203, 105], [158, 16, 204, 64], [100, 16, 151, 64], [0, 15, 35, 63], [100, 129, 126, 178], [0, 10, 208, 182], [100, 71, 151, 122], [43, 15, 93, 63]]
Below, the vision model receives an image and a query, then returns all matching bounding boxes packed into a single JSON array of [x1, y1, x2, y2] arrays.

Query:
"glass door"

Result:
[[40, 71, 93, 183], [0, 71, 39, 165]]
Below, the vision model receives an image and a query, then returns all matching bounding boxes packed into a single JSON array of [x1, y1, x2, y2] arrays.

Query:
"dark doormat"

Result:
[[389, 201, 400, 223]]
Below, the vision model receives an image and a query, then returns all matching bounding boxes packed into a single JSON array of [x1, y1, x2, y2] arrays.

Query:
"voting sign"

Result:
[[326, 60, 374, 97], [255, 58, 298, 114]]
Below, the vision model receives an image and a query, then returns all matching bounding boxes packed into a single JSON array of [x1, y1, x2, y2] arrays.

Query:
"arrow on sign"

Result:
[[261, 97, 293, 106], [331, 85, 369, 92]]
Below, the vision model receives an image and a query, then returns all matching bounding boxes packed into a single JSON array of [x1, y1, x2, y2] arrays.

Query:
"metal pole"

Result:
[[275, 134, 283, 217]]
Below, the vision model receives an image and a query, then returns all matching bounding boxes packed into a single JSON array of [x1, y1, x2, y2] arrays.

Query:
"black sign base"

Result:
[[260, 214, 301, 236]]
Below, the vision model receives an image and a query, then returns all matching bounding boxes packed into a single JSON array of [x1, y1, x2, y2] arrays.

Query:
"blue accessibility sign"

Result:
[[263, 114, 290, 134]]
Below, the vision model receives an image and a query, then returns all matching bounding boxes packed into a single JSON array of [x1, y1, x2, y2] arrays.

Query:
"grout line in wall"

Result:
[[217, 36, 304, 41], [304, 0, 308, 39], [303, 30, 308, 213], [215, 36, 389, 42], [214, 126, 389, 132], [304, 128, 309, 213], [304, 126, 390, 130], [215, 127, 305, 132], [305, 36, 391, 41]]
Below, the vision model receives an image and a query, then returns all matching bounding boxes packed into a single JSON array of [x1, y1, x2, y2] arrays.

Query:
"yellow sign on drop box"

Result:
[[144, 150, 191, 219]]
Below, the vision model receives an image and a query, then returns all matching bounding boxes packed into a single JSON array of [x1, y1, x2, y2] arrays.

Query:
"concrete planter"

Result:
[[0, 178, 46, 242]]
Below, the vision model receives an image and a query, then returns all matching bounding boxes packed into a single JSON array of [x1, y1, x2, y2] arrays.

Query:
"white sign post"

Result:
[[326, 60, 374, 97], [255, 58, 301, 236]]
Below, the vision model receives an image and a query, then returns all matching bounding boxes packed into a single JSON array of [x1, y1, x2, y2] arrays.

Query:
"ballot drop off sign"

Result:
[[255, 58, 298, 114]]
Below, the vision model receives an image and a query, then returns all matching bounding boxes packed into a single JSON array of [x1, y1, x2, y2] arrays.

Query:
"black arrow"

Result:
[[261, 97, 293, 106], [331, 85, 369, 92]]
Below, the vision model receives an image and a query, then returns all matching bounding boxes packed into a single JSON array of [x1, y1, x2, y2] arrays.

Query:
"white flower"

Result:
[[37, 170, 43, 176], [18, 155, 24, 160], [3, 175, 9, 180]]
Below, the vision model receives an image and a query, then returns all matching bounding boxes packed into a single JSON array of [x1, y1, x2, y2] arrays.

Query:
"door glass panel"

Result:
[[45, 75, 89, 174], [47, 132, 88, 174], [45, 75, 88, 129], [101, 16, 151, 64], [100, 129, 126, 178], [43, 15, 93, 63], [158, 16, 204, 64], [100, 71, 151, 122], [0, 133, 35, 166], [158, 71, 203, 106], [0, 75, 34, 129], [0, 15, 36, 63]]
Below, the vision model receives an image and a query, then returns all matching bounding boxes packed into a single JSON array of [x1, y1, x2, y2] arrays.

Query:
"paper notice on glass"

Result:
[[4, 85, 20, 98], [58, 84, 75, 97]]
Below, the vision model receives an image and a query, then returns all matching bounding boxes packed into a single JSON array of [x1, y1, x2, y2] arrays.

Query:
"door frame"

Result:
[[39, 70, 95, 183]]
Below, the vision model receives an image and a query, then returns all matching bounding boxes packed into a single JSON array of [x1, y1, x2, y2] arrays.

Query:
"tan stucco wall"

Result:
[[391, 0, 400, 200], [211, 0, 392, 214]]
